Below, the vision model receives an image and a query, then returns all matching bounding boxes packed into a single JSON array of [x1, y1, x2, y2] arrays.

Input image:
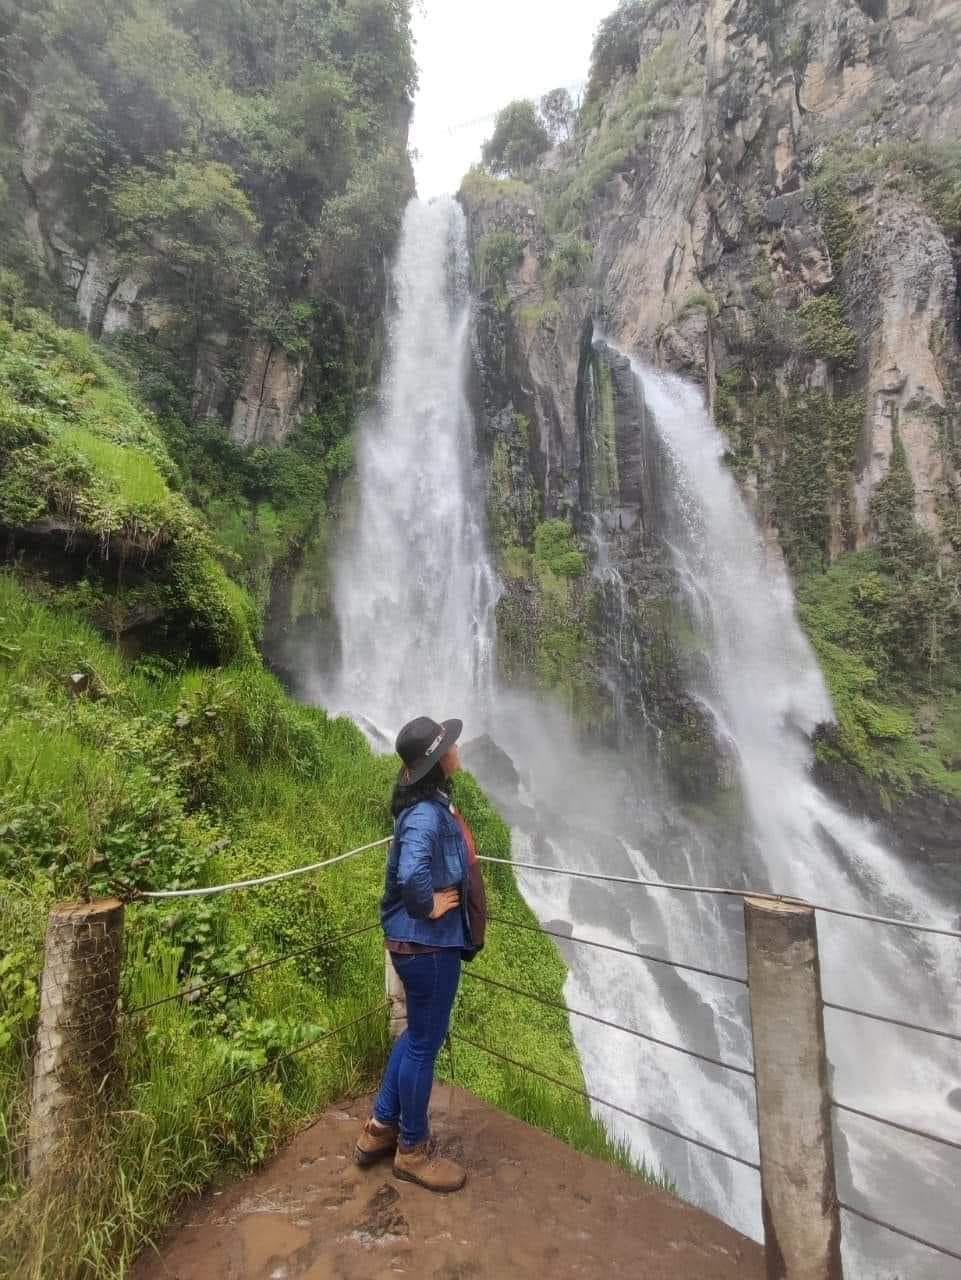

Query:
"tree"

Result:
[[482, 99, 551, 177], [540, 87, 574, 142]]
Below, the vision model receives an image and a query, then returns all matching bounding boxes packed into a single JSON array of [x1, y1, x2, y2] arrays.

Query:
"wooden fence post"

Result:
[[744, 896, 843, 1280], [28, 898, 124, 1180], [385, 951, 407, 1039]]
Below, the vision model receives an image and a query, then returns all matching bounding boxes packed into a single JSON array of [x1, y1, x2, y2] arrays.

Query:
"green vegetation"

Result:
[[1, 0, 419, 642], [494, 512, 603, 722], [675, 287, 720, 323], [590, 354, 619, 505], [458, 168, 536, 206], [809, 138, 961, 261], [0, 305, 255, 665], [535, 518, 587, 578], [0, 564, 644, 1276], [0, 297, 657, 1274], [545, 234, 594, 290], [799, 554, 961, 796], [796, 427, 961, 795], [482, 99, 552, 177], [585, 1, 671, 103], [0, 0, 415, 317], [478, 231, 523, 311], [546, 35, 696, 230], [797, 294, 859, 368]]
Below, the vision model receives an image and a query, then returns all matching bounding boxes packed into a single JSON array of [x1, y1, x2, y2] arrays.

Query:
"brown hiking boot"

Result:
[[353, 1117, 398, 1167], [393, 1140, 466, 1193]]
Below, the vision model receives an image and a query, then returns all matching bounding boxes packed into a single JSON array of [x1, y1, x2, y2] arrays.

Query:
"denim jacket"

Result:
[[380, 792, 470, 950]]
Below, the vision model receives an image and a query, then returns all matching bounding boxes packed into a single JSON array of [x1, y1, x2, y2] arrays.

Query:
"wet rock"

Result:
[[460, 734, 521, 796]]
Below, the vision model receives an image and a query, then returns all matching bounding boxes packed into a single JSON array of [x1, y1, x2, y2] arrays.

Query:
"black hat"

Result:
[[395, 716, 463, 785]]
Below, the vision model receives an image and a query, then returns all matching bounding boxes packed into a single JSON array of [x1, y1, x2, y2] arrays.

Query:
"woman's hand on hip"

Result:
[[428, 887, 460, 919]]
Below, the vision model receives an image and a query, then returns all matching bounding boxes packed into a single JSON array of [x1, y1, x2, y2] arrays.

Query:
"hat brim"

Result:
[[396, 718, 463, 785]]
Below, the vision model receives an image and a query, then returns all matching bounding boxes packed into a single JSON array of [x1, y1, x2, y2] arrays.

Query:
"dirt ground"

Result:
[[134, 1086, 765, 1280]]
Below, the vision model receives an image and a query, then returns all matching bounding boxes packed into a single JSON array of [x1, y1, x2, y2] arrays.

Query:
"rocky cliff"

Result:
[[460, 0, 961, 861]]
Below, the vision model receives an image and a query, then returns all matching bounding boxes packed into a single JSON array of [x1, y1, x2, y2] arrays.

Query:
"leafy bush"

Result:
[[535, 519, 586, 577]]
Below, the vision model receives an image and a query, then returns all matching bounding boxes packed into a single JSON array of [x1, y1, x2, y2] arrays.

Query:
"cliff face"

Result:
[[461, 0, 961, 849], [2, 2, 415, 450], [14, 105, 409, 447]]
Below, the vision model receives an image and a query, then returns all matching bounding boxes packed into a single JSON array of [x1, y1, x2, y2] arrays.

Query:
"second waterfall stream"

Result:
[[317, 196, 960, 1280]]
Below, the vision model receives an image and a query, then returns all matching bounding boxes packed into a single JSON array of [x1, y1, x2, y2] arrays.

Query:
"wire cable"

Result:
[[462, 970, 754, 1078], [840, 1203, 961, 1265], [450, 1031, 760, 1171], [488, 912, 747, 985], [823, 1001, 961, 1046], [201, 1002, 388, 1100], [479, 856, 961, 939], [125, 922, 381, 1015], [134, 838, 390, 899], [833, 1102, 961, 1154]]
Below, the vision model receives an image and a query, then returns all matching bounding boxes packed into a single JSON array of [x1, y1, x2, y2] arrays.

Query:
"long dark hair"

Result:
[[390, 763, 450, 818]]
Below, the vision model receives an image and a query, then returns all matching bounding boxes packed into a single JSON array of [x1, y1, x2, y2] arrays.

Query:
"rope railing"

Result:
[[832, 1100, 961, 1155], [461, 970, 755, 1079], [125, 922, 382, 1015], [449, 1030, 760, 1172], [839, 1203, 961, 1266], [134, 837, 391, 899], [489, 912, 748, 985]]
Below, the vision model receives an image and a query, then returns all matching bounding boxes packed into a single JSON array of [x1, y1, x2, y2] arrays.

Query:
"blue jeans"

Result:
[[373, 948, 462, 1147]]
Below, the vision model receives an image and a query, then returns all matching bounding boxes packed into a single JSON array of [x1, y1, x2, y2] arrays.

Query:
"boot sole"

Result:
[[393, 1167, 467, 1193], [353, 1145, 396, 1168]]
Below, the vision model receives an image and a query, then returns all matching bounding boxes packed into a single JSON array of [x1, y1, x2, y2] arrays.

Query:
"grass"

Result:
[[0, 568, 656, 1278], [57, 425, 170, 511], [0, 305, 254, 665]]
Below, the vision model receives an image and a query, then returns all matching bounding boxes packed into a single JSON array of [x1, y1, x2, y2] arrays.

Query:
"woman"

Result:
[[353, 714, 485, 1193]]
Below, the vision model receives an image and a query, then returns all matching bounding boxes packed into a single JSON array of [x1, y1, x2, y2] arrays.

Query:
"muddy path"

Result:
[[134, 1086, 764, 1280]]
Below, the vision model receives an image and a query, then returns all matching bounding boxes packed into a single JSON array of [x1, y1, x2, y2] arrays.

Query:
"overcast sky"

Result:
[[410, 0, 617, 198]]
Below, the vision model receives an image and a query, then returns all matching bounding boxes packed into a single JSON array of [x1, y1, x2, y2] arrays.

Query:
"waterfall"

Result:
[[321, 199, 959, 1278], [326, 197, 498, 734], [610, 359, 961, 1277]]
